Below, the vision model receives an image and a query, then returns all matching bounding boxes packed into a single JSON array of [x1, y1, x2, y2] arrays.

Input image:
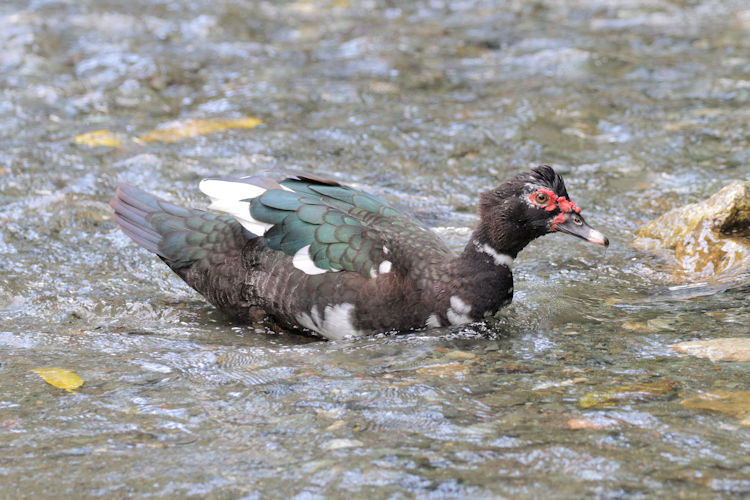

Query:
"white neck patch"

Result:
[[475, 242, 514, 268]]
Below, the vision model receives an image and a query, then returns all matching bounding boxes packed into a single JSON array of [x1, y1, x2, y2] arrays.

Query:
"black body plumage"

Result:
[[110, 166, 607, 339]]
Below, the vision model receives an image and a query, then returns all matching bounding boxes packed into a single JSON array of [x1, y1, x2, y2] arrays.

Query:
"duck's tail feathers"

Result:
[[110, 183, 252, 270]]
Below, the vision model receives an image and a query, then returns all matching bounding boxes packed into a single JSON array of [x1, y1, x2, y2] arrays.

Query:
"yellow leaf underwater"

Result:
[[32, 368, 84, 392], [73, 130, 123, 148], [137, 117, 263, 143]]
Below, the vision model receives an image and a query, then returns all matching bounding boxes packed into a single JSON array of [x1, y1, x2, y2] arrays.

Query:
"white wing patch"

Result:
[[199, 179, 272, 236], [293, 244, 334, 275], [368, 259, 393, 278], [446, 295, 472, 326], [200, 179, 266, 201], [296, 303, 364, 340]]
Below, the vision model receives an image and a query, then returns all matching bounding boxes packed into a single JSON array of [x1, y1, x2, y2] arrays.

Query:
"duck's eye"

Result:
[[534, 192, 549, 204], [572, 215, 583, 226]]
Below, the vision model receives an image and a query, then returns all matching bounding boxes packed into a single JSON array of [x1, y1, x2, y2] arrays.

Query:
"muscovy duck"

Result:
[[111, 165, 607, 339]]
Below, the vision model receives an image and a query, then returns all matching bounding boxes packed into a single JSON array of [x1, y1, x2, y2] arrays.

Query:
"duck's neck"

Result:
[[449, 225, 518, 289], [469, 213, 542, 259], [429, 226, 518, 323], [464, 223, 524, 263]]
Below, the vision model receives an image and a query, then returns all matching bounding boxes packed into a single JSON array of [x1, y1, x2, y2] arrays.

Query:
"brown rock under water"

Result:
[[680, 390, 750, 420], [633, 181, 750, 278], [578, 381, 679, 409]]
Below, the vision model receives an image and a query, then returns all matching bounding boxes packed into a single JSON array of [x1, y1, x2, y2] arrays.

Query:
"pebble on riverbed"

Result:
[[632, 181, 750, 278]]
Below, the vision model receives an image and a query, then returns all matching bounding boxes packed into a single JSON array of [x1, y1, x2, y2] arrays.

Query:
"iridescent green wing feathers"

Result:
[[200, 173, 452, 278]]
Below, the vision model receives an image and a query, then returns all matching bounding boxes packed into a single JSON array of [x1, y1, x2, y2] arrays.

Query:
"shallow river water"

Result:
[[1, 0, 749, 497]]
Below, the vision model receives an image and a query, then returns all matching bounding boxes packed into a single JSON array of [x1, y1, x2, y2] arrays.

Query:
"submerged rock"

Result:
[[680, 390, 750, 421], [578, 381, 679, 409], [633, 181, 750, 278], [670, 338, 750, 362]]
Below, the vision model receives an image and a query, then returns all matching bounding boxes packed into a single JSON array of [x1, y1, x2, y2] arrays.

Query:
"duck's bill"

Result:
[[552, 214, 609, 246]]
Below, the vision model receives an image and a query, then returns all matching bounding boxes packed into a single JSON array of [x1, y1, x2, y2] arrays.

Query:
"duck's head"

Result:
[[478, 165, 609, 257]]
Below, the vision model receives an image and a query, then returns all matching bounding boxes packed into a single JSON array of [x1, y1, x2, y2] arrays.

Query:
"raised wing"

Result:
[[199, 172, 452, 279]]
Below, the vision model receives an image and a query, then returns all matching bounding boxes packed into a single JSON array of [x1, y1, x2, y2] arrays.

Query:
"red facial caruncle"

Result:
[[557, 197, 580, 214], [551, 212, 567, 227], [529, 188, 580, 214], [528, 188, 558, 211], [529, 188, 582, 231]]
